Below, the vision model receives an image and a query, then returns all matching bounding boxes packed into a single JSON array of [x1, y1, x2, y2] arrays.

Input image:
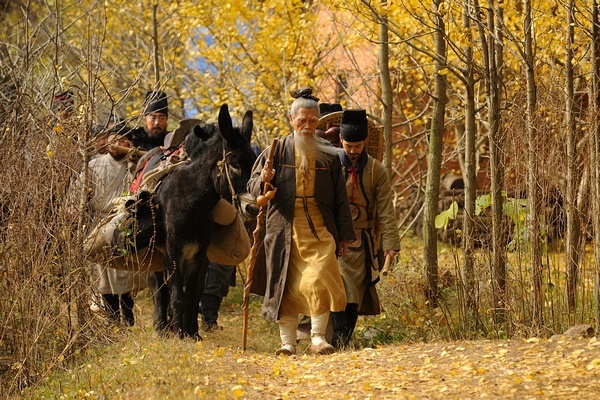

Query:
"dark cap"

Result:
[[144, 90, 168, 116], [319, 103, 342, 116], [340, 109, 368, 142]]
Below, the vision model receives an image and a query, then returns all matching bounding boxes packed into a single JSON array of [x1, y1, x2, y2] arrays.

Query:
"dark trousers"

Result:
[[103, 292, 134, 326], [200, 263, 235, 326], [330, 303, 359, 348]]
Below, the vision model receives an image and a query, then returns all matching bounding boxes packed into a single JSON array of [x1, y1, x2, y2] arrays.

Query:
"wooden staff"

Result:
[[380, 253, 395, 277], [109, 145, 147, 162], [242, 138, 278, 351]]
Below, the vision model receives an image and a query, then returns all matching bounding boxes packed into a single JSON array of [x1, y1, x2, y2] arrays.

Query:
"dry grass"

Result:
[[21, 277, 600, 400]]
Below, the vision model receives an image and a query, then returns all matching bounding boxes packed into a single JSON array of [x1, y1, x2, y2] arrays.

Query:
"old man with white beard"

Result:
[[247, 88, 355, 355]]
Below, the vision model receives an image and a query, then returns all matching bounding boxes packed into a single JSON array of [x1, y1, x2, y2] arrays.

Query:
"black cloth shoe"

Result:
[[331, 331, 350, 349], [121, 292, 135, 326], [200, 294, 222, 326], [201, 322, 223, 332], [102, 294, 120, 322], [346, 304, 359, 337], [330, 311, 349, 349]]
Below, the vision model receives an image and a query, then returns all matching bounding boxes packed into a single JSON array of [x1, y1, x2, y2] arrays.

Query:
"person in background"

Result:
[[332, 109, 401, 348], [83, 127, 137, 325], [247, 88, 355, 356], [48, 89, 78, 143], [51, 90, 75, 122], [91, 114, 129, 158], [130, 90, 169, 151], [91, 125, 109, 157], [199, 263, 236, 332], [316, 103, 342, 148]]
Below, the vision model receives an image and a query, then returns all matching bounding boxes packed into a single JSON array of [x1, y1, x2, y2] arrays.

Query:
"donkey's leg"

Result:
[[166, 260, 185, 338], [183, 254, 209, 339], [149, 271, 169, 336]]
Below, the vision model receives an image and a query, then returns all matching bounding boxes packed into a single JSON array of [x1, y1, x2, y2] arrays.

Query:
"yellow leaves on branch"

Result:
[[437, 68, 449, 76]]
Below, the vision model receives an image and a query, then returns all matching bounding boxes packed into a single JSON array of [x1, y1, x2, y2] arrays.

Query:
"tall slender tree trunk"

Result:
[[474, 0, 507, 326], [379, 16, 394, 175], [461, 0, 478, 331], [590, 0, 600, 333], [565, 0, 581, 315], [524, 0, 544, 329], [423, 0, 447, 306], [152, 2, 161, 85]]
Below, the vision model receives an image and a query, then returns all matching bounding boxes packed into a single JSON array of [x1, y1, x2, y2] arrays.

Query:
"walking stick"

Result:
[[380, 253, 395, 276], [242, 138, 278, 351]]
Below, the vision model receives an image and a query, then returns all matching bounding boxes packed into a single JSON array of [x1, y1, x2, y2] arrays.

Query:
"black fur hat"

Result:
[[144, 90, 168, 116], [340, 109, 368, 142]]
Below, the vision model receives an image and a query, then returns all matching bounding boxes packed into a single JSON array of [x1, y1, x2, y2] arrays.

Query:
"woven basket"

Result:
[[317, 111, 384, 161]]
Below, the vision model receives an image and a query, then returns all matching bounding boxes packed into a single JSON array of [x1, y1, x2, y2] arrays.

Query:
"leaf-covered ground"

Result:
[[194, 332, 600, 399], [29, 291, 600, 400]]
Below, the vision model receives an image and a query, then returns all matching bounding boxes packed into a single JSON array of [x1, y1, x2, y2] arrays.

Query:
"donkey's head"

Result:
[[214, 104, 258, 221]]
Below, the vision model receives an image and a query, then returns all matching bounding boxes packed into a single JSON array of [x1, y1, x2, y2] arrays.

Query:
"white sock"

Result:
[[310, 312, 330, 345], [279, 314, 298, 346]]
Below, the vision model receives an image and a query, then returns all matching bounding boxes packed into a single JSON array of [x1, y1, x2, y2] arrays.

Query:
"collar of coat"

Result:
[[340, 149, 368, 172]]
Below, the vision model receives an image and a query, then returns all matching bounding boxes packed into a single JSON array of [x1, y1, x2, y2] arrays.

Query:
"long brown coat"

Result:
[[247, 135, 355, 323], [339, 155, 401, 314]]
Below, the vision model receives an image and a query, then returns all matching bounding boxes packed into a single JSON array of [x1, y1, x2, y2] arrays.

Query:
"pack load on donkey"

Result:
[[84, 109, 255, 274], [85, 104, 258, 338]]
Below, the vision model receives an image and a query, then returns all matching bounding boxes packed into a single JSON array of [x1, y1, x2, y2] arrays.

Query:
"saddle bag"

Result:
[[84, 196, 251, 272]]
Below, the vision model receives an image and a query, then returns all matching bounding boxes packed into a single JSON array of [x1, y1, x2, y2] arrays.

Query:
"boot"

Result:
[[346, 304, 360, 339], [121, 292, 135, 326], [102, 294, 120, 322], [310, 312, 335, 355], [276, 314, 298, 355], [200, 294, 223, 332], [330, 311, 349, 349]]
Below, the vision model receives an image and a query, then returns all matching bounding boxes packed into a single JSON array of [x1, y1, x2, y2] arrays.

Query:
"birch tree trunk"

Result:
[[151, 2, 161, 85], [590, 0, 600, 333], [423, 0, 447, 306], [474, 0, 507, 326], [379, 15, 394, 175], [524, 0, 544, 329], [461, 0, 478, 329], [565, 0, 581, 315]]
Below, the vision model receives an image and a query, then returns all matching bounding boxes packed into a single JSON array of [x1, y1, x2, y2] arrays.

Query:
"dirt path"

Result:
[[32, 294, 600, 399], [204, 333, 600, 399]]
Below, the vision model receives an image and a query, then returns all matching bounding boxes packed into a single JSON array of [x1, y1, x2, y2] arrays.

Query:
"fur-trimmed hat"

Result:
[[144, 90, 168, 116], [340, 109, 368, 142]]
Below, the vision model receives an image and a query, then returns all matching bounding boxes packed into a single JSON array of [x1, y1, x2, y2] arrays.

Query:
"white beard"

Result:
[[294, 131, 341, 177]]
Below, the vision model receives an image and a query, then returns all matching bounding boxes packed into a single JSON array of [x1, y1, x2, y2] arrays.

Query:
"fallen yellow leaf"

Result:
[[232, 385, 243, 398]]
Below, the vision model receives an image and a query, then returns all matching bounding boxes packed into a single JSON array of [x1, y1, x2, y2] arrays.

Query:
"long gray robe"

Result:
[[247, 134, 355, 323], [86, 154, 135, 295]]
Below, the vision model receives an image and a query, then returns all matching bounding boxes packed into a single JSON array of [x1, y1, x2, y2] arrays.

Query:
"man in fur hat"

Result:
[[131, 90, 170, 151], [332, 109, 401, 349], [247, 88, 355, 356]]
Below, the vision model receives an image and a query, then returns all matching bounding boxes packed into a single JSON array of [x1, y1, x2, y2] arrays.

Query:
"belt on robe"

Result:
[[295, 195, 319, 240]]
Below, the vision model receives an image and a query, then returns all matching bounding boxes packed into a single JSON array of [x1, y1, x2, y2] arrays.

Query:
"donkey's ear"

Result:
[[193, 123, 211, 141], [218, 103, 234, 143], [240, 110, 253, 142]]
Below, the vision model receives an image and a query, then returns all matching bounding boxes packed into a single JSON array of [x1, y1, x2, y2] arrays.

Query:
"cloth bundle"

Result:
[[84, 195, 251, 272]]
